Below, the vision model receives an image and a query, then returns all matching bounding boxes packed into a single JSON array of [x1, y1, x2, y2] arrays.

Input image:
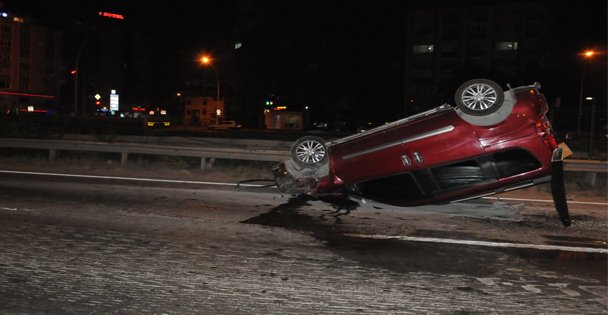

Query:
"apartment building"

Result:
[[404, 2, 555, 113], [0, 10, 63, 113]]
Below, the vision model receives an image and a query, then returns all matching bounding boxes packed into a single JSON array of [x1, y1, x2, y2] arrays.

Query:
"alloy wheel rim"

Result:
[[461, 83, 497, 111], [295, 140, 326, 164]]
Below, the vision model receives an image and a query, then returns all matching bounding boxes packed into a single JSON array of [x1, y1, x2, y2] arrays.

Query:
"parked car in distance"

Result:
[[274, 78, 571, 226], [208, 120, 242, 130]]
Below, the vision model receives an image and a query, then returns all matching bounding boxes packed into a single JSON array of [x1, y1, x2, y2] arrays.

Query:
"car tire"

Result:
[[455, 78, 505, 116], [290, 136, 328, 168]]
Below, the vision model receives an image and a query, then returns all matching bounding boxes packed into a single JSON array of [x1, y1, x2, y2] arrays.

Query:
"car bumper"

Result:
[[551, 147, 571, 226]]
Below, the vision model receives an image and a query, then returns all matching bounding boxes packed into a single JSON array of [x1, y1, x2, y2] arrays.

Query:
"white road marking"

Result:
[[344, 233, 608, 254], [0, 170, 270, 188], [1, 207, 30, 212], [483, 196, 607, 206]]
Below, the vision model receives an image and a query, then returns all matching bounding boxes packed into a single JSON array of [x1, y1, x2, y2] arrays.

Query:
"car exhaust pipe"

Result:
[[551, 147, 571, 227]]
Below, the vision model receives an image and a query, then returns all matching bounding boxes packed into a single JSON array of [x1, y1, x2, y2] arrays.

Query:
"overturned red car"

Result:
[[274, 79, 571, 226]]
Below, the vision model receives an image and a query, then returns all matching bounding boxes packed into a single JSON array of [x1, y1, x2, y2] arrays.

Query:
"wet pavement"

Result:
[[0, 172, 606, 313], [243, 195, 607, 281]]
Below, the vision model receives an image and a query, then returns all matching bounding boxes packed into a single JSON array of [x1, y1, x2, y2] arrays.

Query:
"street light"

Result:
[[576, 49, 596, 138], [199, 54, 220, 101]]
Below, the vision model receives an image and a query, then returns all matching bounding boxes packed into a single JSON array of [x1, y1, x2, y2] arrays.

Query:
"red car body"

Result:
[[276, 80, 570, 226]]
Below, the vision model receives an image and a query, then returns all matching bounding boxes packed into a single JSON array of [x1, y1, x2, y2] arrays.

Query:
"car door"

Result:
[[330, 109, 485, 205]]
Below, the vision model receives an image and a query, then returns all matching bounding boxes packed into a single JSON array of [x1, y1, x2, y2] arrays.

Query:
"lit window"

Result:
[[234, 42, 242, 49], [496, 41, 518, 50], [413, 45, 434, 53]]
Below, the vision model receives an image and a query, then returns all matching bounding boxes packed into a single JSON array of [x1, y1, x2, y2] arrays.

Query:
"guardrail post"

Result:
[[200, 157, 215, 169], [121, 151, 128, 165], [585, 173, 597, 186], [49, 148, 56, 162]]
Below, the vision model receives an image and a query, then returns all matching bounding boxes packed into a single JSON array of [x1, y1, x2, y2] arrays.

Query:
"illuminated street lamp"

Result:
[[199, 54, 220, 101], [576, 49, 596, 138]]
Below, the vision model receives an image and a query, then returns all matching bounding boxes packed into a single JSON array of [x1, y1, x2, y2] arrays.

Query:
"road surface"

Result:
[[0, 170, 606, 313]]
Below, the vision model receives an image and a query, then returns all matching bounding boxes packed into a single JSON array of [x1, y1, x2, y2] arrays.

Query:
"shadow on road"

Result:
[[242, 194, 607, 282]]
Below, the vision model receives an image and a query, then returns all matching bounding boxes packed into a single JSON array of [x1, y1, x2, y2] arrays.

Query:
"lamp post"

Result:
[[200, 54, 221, 125], [587, 97, 596, 156], [576, 49, 595, 138], [200, 55, 220, 101]]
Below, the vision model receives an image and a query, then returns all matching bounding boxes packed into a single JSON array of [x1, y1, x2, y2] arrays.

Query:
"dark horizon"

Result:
[[3, 0, 607, 126]]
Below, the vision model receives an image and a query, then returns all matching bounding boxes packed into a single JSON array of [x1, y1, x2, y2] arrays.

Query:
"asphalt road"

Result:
[[0, 171, 606, 314]]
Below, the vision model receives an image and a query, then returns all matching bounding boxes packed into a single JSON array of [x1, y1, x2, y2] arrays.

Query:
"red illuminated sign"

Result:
[[0, 91, 54, 99], [98, 11, 125, 20]]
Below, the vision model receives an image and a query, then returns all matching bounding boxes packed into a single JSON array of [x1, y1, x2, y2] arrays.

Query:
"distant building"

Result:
[[184, 96, 224, 126], [264, 110, 303, 130], [404, 2, 556, 113], [0, 10, 64, 114], [0, 5, 152, 116]]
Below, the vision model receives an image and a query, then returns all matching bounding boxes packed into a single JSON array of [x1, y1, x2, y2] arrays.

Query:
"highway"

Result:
[[0, 169, 606, 313]]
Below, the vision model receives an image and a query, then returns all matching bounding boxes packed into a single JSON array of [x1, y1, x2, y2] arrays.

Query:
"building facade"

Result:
[[183, 96, 225, 126], [0, 10, 64, 113], [404, 2, 556, 114], [264, 110, 303, 130]]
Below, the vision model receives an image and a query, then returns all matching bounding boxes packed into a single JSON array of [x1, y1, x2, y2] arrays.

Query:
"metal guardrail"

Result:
[[0, 138, 290, 169], [563, 159, 608, 173], [56, 134, 294, 150], [0, 138, 606, 173]]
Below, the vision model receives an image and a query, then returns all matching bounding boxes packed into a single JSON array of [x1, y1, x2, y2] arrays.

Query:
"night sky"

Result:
[[4, 0, 607, 124]]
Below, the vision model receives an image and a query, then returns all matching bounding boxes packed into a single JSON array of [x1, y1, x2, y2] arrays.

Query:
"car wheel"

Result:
[[455, 79, 505, 116], [291, 136, 328, 168]]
